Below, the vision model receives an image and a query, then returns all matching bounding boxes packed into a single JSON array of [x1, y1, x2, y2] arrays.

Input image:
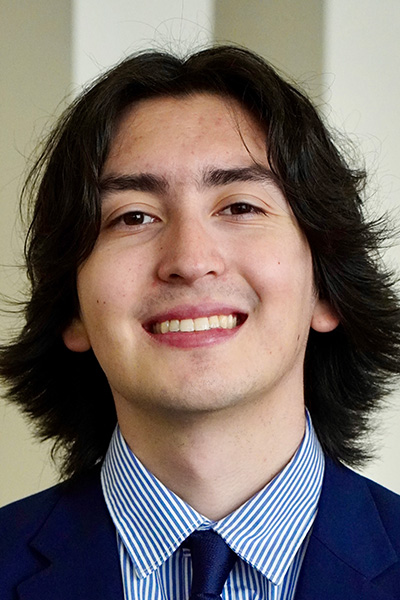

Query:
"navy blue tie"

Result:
[[186, 529, 237, 599]]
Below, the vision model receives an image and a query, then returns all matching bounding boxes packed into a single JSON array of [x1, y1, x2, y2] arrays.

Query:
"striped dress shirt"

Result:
[[101, 412, 324, 600]]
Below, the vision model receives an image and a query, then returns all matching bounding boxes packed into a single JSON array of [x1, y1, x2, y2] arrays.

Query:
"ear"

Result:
[[62, 317, 91, 352], [311, 299, 339, 333]]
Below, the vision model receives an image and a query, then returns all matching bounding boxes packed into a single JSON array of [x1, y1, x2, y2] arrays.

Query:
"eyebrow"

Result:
[[99, 164, 279, 198], [201, 165, 278, 187], [100, 173, 169, 196]]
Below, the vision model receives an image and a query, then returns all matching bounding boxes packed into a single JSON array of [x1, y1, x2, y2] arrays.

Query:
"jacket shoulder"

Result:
[[296, 460, 400, 599], [342, 466, 400, 596], [1, 480, 68, 550], [362, 473, 400, 555], [342, 466, 400, 538], [364, 474, 400, 516], [0, 470, 101, 599], [329, 460, 400, 548]]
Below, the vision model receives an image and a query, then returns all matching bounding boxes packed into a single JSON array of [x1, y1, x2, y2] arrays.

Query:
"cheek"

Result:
[[78, 248, 146, 309], [243, 239, 312, 290], [76, 262, 124, 327], [242, 236, 316, 330]]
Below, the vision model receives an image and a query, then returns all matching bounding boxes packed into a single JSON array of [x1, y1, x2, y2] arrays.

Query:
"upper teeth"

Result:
[[153, 314, 238, 334]]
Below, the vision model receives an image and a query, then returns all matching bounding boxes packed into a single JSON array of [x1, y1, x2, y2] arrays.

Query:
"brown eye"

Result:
[[229, 203, 255, 214], [122, 211, 151, 225], [220, 202, 265, 216], [106, 209, 159, 231]]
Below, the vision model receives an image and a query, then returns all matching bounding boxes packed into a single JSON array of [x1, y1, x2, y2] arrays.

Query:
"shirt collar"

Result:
[[101, 427, 205, 578], [101, 411, 324, 585], [214, 412, 324, 584]]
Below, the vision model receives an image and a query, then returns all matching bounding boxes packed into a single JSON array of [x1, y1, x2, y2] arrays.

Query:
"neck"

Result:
[[116, 395, 306, 521]]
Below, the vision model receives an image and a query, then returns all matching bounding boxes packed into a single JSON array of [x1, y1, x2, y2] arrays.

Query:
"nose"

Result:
[[156, 218, 226, 284]]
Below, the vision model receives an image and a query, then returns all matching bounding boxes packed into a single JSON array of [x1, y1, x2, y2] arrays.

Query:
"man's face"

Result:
[[63, 94, 337, 420]]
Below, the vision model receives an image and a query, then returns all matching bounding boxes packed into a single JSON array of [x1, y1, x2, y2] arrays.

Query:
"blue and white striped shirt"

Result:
[[101, 412, 324, 599]]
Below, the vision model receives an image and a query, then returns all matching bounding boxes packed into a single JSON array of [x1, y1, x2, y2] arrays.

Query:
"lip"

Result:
[[142, 303, 247, 348]]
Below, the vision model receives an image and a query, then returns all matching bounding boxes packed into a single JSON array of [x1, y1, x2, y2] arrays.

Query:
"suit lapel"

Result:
[[295, 459, 397, 599], [16, 469, 123, 600]]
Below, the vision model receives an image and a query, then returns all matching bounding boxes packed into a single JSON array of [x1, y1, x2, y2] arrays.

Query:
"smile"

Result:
[[152, 314, 239, 334]]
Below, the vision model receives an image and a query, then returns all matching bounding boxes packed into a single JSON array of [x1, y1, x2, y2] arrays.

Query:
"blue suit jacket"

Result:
[[1, 458, 400, 599]]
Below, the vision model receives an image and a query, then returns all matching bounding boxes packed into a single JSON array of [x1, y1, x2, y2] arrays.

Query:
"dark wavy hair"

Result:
[[1, 45, 400, 479]]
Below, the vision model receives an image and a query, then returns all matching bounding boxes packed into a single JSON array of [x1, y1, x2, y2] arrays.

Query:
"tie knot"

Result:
[[185, 529, 236, 599]]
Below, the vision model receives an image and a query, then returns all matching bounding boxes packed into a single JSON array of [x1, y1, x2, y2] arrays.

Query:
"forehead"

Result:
[[103, 93, 268, 179]]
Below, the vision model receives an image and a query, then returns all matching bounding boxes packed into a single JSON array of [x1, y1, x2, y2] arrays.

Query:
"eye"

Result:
[[120, 211, 155, 226], [108, 210, 158, 229], [218, 202, 266, 217]]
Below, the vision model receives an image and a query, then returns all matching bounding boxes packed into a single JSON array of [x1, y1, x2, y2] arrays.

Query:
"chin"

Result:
[[130, 383, 247, 416]]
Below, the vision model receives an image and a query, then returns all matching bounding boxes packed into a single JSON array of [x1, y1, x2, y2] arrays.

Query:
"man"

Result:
[[1, 46, 400, 599]]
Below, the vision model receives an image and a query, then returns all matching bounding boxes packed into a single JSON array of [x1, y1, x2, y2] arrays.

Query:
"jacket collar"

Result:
[[17, 468, 123, 600], [295, 458, 398, 599]]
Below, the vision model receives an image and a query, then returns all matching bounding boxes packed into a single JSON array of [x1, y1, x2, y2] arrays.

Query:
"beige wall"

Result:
[[215, 0, 325, 97], [71, 0, 215, 86], [0, 0, 72, 505], [322, 0, 400, 492]]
